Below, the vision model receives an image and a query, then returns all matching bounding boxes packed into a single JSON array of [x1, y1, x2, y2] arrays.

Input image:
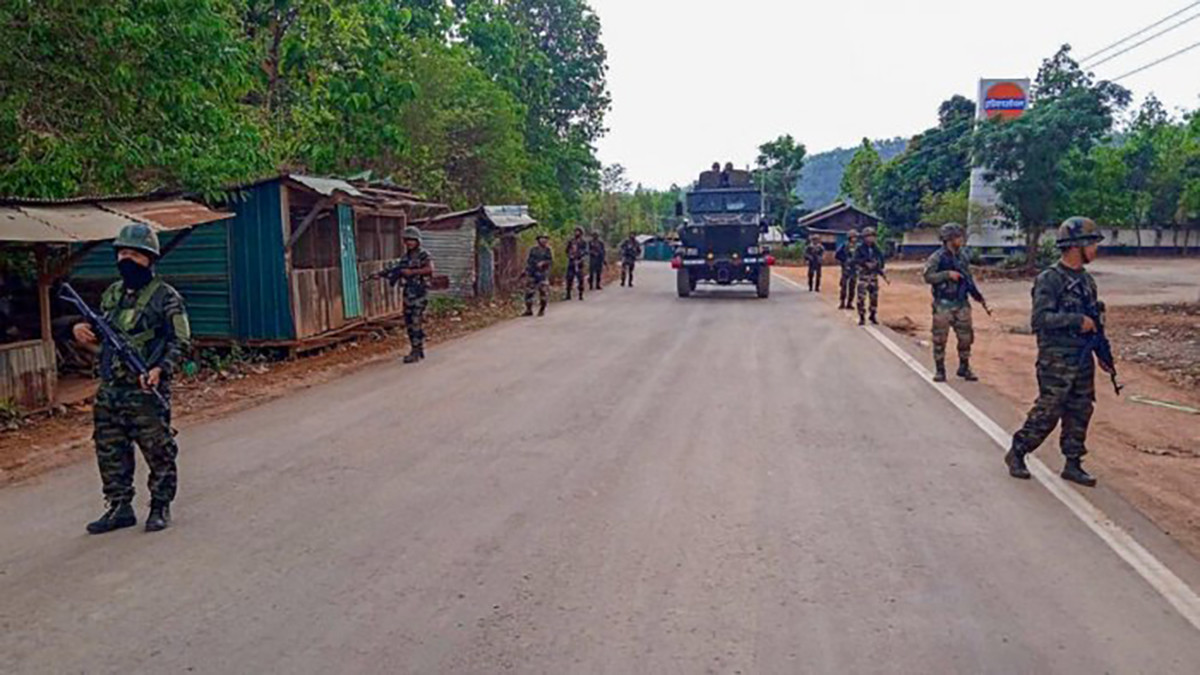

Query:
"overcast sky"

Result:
[[588, 0, 1200, 189]]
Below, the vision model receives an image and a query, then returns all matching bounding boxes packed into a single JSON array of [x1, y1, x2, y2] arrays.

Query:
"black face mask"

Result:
[[118, 259, 154, 290]]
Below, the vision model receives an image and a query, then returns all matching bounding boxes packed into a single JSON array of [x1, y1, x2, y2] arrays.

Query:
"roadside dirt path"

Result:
[[779, 260, 1200, 558]]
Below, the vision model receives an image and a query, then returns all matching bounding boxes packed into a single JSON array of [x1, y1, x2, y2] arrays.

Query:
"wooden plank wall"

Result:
[[0, 340, 56, 410], [357, 261, 405, 318], [291, 268, 346, 340]]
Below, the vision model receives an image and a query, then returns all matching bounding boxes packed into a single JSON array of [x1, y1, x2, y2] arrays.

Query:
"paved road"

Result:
[[2, 264, 1198, 674]]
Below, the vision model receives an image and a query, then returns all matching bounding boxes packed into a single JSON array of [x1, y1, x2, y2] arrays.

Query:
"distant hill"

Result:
[[795, 138, 908, 212]]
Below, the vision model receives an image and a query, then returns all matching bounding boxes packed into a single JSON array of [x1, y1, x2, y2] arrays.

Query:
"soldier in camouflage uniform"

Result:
[[1005, 217, 1109, 487], [523, 233, 553, 316], [923, 223, 985, 382], [384, 226, 434, 364], [564, 227, 587, 300], [619, 234, 641, 287], [587, 232, 607, 291], [835, 230, 859, 309], [72, 224, 191, 534], [853, 227, 886, 325], [804, 234, 824, 292]]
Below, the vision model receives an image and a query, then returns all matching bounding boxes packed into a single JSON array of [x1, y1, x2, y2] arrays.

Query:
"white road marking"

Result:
[[773, 271, 1200, 631]]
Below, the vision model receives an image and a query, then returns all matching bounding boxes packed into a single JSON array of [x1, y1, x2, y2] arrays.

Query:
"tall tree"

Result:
[[754, 135, 807, 225], [973, 45, 1130, 266], [840, 138, 881, 208]]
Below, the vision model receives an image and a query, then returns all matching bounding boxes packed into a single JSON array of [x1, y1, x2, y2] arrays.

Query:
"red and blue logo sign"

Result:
[[984, 82, 1028, 119]]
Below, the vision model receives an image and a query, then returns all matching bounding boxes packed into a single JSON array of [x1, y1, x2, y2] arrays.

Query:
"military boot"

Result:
[[1061, 458, 1097, 487], [869, 312, 879, 325], [933, 361, 947, 383], [1004, 448, 1032, 480], [87, 502, 137, 535], [957, 360, 979, 381], [522, 305, 534, 317], [858, 313, 866, 326], [403, 347, 424, 364], [538, 302, 546, 317], [145, 500, 171, 532]]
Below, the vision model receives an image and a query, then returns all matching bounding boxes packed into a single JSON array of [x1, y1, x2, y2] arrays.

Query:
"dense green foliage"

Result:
[[839, 138, 882, 209], [753, 135, 807, 225], [579, 164, 680, 241], [0, 0, 612, 229], [794, 138, 906, 212]]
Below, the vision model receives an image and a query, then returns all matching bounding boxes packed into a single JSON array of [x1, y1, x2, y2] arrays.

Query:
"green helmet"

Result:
[[403, 225, 422, 243], [113, 222, 160, 257], [848, 229, 859, 239], [939, 222, 965, 242], [536, 231, 550, 241], [861, 227, 877, 238], [1056, 216, 1103, 249]]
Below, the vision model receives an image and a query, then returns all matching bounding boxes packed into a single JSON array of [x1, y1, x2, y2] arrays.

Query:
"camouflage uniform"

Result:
[[524, 244, 553, 314], [587, 238, 606, 290], [923, 241, 982, 377], [804, 239, 824, 292], [853, 240, 886, 323], [619, 238, 641, 287], [387, 247, 433, 356], [565, 236, 587, 299], [94, 277, 190, 509], [1010, 264, 1101, 461], [835, 235, 859, 309]]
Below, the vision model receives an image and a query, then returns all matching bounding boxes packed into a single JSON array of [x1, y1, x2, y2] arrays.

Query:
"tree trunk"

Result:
[[1025, 225, 1041, 272]]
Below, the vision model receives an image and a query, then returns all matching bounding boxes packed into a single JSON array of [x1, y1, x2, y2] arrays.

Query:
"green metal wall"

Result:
[[227, 180, 296, 341], [71, 223, 235, 339]]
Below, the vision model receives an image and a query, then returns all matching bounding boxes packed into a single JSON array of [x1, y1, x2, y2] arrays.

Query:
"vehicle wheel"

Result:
[[677, 269, 692, 298], [689, 277, 698, 291], [756, 268, 770, 298]]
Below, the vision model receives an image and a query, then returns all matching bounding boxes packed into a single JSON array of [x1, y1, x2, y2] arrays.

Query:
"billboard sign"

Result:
[[968, 78, 1031, 247]]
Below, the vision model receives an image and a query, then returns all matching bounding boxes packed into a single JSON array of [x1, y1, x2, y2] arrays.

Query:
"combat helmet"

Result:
[[939, 222, 965, 242], [1056, 217, 1104, 249], [861, 226, 877, 238], [403, 225, 422, 244], [847, 229, 860, 239], [113, 222, 161, 258]]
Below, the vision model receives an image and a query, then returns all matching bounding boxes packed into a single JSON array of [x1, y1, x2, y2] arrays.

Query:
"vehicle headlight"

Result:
[[706, 252, 715, 260]]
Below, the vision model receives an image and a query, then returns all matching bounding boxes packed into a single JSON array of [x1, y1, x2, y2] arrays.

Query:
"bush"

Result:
[[428, 296, 467, 318]]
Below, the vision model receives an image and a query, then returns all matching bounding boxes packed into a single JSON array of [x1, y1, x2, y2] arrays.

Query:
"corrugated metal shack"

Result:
[[796, 201, 881, 248], [0, 195, 232, 409], [415, 205, 537, 298], [72, 175, 450, 350]]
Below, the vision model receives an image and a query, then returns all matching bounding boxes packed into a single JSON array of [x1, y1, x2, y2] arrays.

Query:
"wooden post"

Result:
[[34, 244, 51, 342]]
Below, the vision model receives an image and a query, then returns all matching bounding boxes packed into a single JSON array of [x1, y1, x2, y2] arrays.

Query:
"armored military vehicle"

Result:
[[672, 164, 774, 298]]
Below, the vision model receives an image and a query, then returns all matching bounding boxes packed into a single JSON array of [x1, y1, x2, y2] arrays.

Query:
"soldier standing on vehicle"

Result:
[[835, 230, 859, 310], [587, 231, 607, 291], [854, 227, 887, 325], [1005, 217, 1111, 487], [565, 227, 587, 300], [71, 224, 191, 534], [524, 233, 554, 316], [804, 234, 824, 292], [384, 226, 434, 364], [619, 233, 642, 287], [923, 223, 989, 382]]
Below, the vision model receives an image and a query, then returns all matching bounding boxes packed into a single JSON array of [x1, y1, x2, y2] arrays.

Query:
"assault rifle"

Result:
[[1081, 297, 1123, 396], [360, 265, 405, 287], [58, 283, 170, 409], [941, 250, 992, 316]]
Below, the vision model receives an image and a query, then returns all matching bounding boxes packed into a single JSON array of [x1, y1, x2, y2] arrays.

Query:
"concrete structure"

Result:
[[967, 78, 1030, 248]]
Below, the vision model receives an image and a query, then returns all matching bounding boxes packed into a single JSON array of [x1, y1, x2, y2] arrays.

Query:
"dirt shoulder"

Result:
[[778, 260, 1200, 559]]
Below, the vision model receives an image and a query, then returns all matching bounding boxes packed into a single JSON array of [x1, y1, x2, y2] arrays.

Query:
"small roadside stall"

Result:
[[413, 205, 538, 298], [0, 196, 232, 410]]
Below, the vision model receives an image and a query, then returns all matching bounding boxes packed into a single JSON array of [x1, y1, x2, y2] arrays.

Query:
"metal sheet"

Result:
[[288, 175, 364, 199], [423, 228, 477, 298], [483, 205, 537, 231], [0, 200, 232, 243]]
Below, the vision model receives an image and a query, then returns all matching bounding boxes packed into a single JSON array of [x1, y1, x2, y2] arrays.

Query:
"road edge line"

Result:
[[773, 270, 1200, 631]]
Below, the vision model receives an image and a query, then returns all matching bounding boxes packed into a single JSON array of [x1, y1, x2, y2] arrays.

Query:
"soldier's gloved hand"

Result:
[[1080, 316, 1098, 334], [140, 367, 163, 391], [948, 271, 963, 281], [73, 322, 98, 345]]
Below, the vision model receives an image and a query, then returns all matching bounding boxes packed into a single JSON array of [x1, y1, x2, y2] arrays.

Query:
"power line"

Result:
[[1080, 1, 1200, 64], [1087, 10, 1200, 69], [1112, 38, 1200, 81]]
